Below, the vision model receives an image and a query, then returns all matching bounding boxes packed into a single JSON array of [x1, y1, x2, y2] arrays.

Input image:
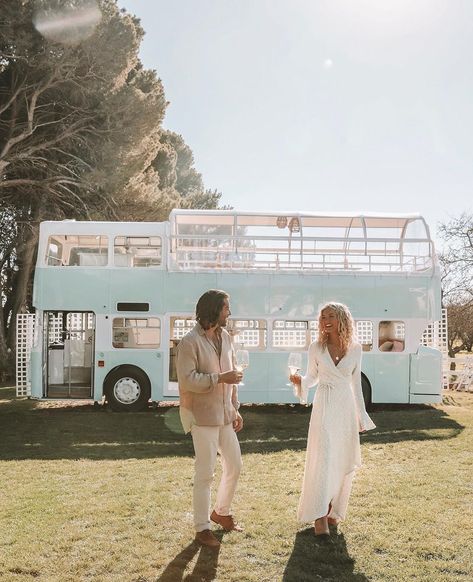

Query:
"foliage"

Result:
[[439, 212, 473, 306], [438, 213, 473, 356], [446, 302, 473, 356], [0, 0, 222, 377]]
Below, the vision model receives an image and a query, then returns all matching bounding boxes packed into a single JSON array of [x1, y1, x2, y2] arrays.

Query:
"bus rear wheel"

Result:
[[105, 366, 150, 412], [361, 374, 372, 412]]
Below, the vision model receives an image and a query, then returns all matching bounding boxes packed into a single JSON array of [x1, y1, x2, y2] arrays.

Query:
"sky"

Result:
[[117, 0, 473, 248]]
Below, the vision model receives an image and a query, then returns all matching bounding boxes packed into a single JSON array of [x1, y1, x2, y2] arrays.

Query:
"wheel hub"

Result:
[[113, 377, 140, 404]]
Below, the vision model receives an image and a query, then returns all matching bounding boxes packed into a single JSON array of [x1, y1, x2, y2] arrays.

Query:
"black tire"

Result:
[[104, 366, 150, 412], [361, 374, 372, 411]]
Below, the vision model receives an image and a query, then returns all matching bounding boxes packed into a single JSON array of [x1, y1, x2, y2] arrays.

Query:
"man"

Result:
[[176, 289, 244, 548]]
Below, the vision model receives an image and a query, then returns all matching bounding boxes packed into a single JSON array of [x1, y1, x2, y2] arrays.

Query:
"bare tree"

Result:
[[438, 212, 473, 306], [438, 213, 473, 358]]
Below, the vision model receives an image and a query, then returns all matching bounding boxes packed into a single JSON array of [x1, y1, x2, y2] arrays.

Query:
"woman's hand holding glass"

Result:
[[287, 352, 305, 403]]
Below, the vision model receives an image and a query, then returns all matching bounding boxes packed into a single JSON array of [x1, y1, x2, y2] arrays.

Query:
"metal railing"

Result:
[[169, 234, 434, 273]]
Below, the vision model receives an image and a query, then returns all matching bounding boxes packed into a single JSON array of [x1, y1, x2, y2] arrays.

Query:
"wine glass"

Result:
[[286, 352, 302, 386], [235, 349, 249, 386]]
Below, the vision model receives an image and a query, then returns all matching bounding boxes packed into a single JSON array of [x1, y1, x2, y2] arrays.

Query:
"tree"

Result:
[[438, 213, 473, 358], [438, 212, 473, 306], [446, 302, 473, 357], [0, 0, 221, 378]]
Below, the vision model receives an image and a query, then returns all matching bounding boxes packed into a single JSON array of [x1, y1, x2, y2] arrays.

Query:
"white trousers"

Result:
[[191, 423, 242, 532]]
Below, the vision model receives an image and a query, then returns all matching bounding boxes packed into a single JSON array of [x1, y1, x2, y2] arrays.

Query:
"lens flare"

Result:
[[33, 0, 102, 45]]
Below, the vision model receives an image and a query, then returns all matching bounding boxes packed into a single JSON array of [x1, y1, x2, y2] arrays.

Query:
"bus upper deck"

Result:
[[39, 210, 436, 275]]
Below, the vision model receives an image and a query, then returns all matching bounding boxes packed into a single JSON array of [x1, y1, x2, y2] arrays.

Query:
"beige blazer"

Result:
[[176, 322, 239, 434]]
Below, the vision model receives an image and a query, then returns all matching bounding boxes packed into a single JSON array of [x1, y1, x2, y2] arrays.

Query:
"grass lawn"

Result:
[[0, 386, 472, 582]]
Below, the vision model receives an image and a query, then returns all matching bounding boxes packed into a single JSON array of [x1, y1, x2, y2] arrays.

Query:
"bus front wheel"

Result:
[[104, 366, 150, 412], [361, 374, 372, 412]]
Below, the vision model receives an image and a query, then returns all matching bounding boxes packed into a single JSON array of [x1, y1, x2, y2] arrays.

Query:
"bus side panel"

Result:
[[110, 270, 165, 313], [375, 276, 430, 319], [217, 273, 272, 317], [322, 275, 379, 319], [360, 353, 375, 395], [164, 273, 218, 313], [238, 351, 308, 404], [93, 350, 164, 401], [409, 345, 442, 402], [373, 354, 410, 403], [268, 274, 320, 318], [35, 268, 111, 311], [237, 351, 271, 404]]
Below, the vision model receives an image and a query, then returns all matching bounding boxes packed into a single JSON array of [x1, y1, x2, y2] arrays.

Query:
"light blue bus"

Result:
[[25, 209, 442, 410]]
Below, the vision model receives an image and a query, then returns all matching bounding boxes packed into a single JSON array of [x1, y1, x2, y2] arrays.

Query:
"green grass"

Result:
[[0, 386, 472, 581]]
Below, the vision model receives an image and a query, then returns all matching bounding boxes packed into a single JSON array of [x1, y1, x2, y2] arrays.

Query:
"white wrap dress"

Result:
[[297, 341, 376, 523]]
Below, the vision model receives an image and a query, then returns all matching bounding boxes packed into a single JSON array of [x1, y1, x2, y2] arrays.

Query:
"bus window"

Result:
[[356, 320, 373, 352], [169, 317, 196, 382], [46, 239, 63, 265], [228, 319, 267, 350], [46, 235, 108, 266], [309, 320, 319, 343], [112, 317, 160, 348], [114, 236, 162, 267], [378, 321, 405, 352], [272, 320, 309, 350]]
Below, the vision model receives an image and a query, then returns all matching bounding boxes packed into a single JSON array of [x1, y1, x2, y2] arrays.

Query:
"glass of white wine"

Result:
[[286, 352, 302, 386], [235, 349, 249, 386]]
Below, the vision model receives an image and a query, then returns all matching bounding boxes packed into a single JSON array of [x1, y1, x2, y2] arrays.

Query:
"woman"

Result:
[[291, 302, 376, 537]]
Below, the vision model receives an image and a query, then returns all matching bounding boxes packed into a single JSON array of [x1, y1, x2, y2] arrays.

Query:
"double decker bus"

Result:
[[20, 209, 442, 410]]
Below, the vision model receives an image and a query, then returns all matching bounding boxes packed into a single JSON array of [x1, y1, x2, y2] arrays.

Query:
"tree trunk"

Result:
[[0, 277, 11, 381], [6, 213, 40, 359]]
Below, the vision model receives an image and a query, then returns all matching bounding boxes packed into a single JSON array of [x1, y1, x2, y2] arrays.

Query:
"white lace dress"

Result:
[[297, 341, 376, 523]]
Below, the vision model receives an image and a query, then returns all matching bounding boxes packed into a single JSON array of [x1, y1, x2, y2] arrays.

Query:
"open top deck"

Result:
[[169, 210, 436, 273]]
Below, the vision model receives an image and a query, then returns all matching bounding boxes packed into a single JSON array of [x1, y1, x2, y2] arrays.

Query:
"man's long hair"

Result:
[[196, 289, 229, 330]]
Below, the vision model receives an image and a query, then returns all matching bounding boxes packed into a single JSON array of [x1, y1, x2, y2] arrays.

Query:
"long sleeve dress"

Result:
[[297, 341, 376, 523]]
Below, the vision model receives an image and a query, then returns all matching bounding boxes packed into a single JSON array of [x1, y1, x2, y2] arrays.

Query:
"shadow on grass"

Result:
[[153, 533, 222, 582], [0, 386, 465, 461], [283, 528, 368, 582]]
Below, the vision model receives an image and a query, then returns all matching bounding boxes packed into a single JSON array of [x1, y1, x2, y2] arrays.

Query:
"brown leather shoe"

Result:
[[210, 510, 243, 532], [195, 529, 220, 547], [314, 517, 329, 536]]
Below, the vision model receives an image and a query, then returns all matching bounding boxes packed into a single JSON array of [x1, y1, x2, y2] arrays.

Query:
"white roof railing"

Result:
[[168, 210, 436, 274]]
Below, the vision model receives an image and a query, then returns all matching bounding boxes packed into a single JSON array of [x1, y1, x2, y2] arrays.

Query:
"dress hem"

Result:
[[296, 465, 359, 524]]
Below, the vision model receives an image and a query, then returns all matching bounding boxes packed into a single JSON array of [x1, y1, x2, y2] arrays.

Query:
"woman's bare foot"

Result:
[[327, 517, 339, 526], [314, 517, 329, 536]]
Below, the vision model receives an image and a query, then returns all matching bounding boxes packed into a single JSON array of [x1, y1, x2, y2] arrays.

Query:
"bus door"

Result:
[[374, 320, 409, 403], [44, 311, 95, 398]]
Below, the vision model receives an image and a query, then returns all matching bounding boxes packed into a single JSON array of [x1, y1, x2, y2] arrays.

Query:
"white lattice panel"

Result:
[[356, 320, 373, 345], [272, 321, 308, 348], [230, 319, 267, 349], [422, 308, 448, 354], [236, 329, 263, 347], [171, 318, 196, 340], [309, 320, 319, 343], [47, 313, 63, 343], [16, 313, 35, 397]]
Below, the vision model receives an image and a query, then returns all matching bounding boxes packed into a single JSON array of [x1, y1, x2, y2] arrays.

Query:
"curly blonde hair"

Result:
[[317, 302, 355, 354]]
